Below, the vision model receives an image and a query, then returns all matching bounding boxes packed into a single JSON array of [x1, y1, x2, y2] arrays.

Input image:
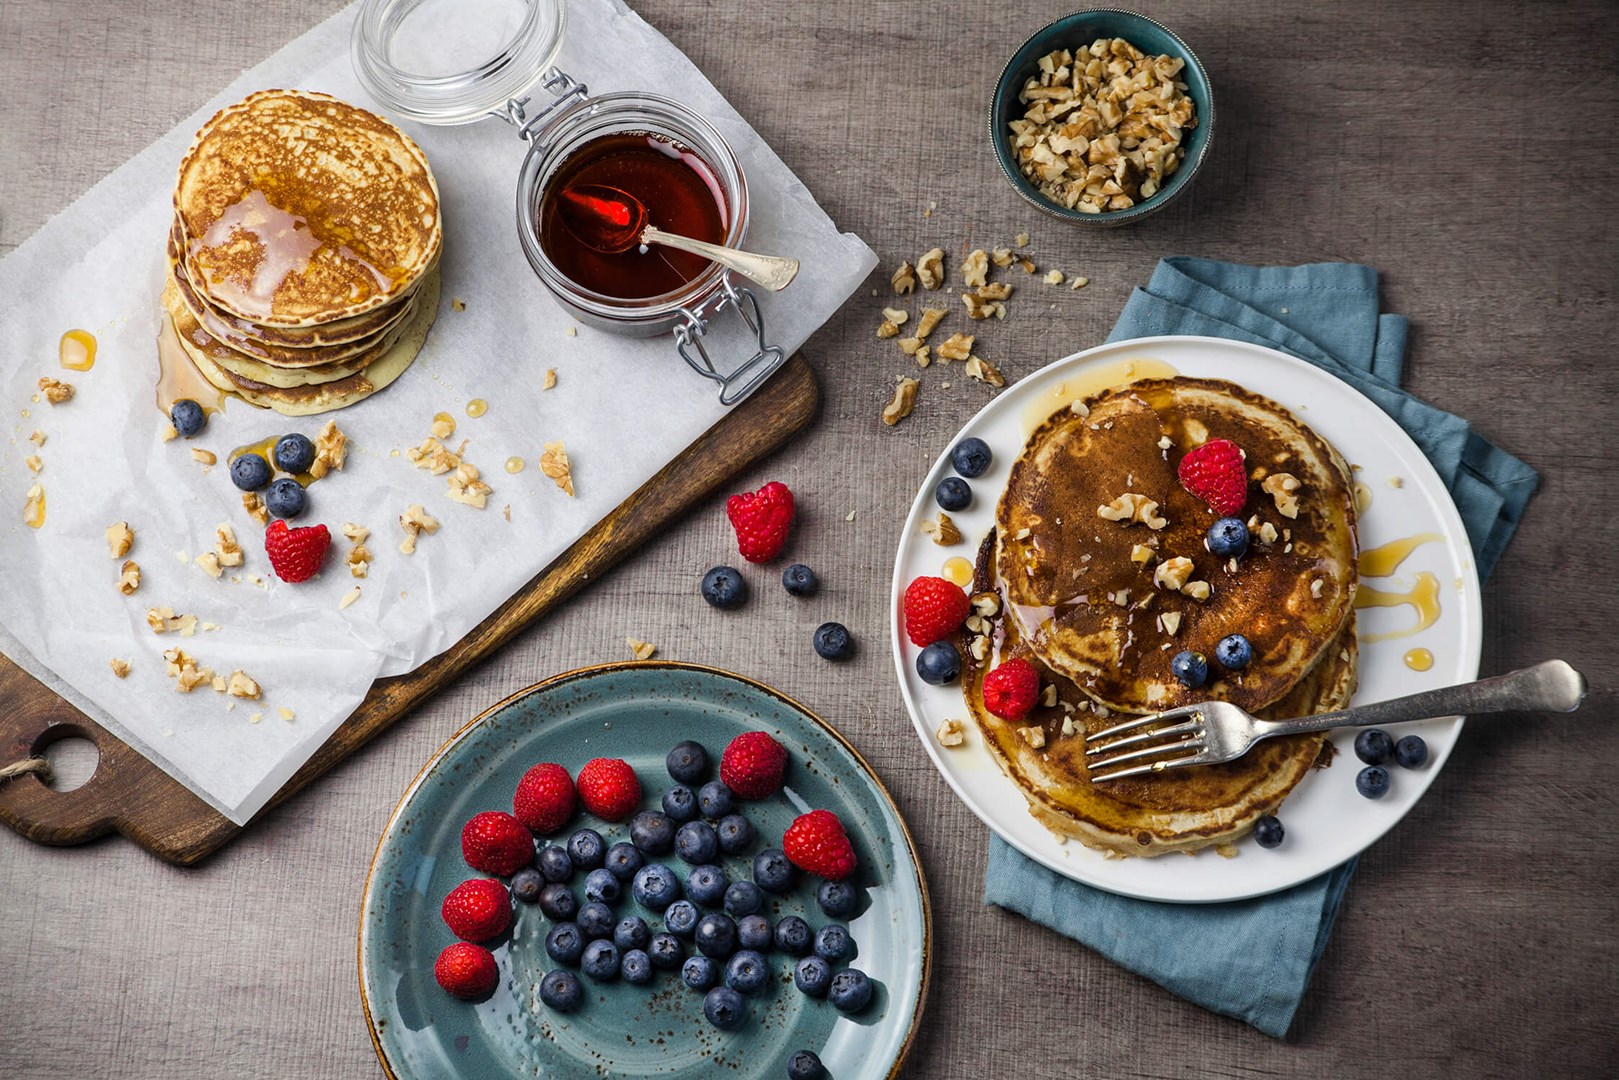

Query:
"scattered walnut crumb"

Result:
[[398, 504, 440, 554], [627, 637, 657, 661], [1014, 232, 1031, 247], [194, 551, 223, 579], [543, 368, 558, 390], [977, 282, 1013, 301], [343, 523, 373, 578], [146, 607, 196, 635], [1157, 610, 1182, 635], [240, 492, 269, 526], [990, 248, 1015, 269], [451, 297, 467, 312], [882, 307, 908, 326], [915, 308, 947, 340], [340, 586, 362, 610], [935, 718, 966, 747], [962, 249, 989, 289], [1153, 556, 1193, 591], [163, 648, 212, 693], [1310, 578, 1324, 598], [1016, 725, 1047, 750], [24, 454, 41, 474], [115, 560, 141, 595], [897, 337, 923, 356], [1388, 476, 1404, 489], [1070, 276, 1090, 290], [914, 345, 932, 368], [1262, 473, 1301, 519], [309, 420, 347, 479], [226, 671, 261, 699], [916, 248, 945, 290], [109, 657, 131, 678], [190, 448, 217, 466], [28, 430, 45, 447], [964, 355, 1006, 388], [876, 318, 900, 339], [1182, 580, 1212, 601], [962, 292, 1004, 321], [922, 512, 961, 546], [502, 504, 511, 522], [891, 260, 917, 294], [1097, 492, 1168, 530], [278, 707, 295, 721], [936, 333, 974, 362], [407, 436, 459, 475], [161, 422, 179, 442], [882, 377, 919, 426], [1044, 269, 1066, 286], [106, 521, 134, 558], [1129, 543, 1154, 564], [447, 462, 493, 508], [1019, 258, 1037, 274], [1111, 588, 1131, 607], [38, 377, 73, 404], [248, 712, 264, 724], [540, 441, 575, 495]]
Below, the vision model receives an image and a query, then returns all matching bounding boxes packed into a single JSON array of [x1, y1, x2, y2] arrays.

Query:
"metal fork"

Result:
[[1084, 660, 1587, 782]]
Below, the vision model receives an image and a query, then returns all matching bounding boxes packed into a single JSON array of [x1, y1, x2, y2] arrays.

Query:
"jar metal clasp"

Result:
[[496, 68, 588, 145], [674, 276, 786, 406]]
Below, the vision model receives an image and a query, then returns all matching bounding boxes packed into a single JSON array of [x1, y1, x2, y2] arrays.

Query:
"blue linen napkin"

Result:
[[982, 257, 1539, 1037]]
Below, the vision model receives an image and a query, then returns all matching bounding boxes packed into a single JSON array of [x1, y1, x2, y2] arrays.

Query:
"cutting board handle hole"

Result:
[[31, 727, 100, 793]]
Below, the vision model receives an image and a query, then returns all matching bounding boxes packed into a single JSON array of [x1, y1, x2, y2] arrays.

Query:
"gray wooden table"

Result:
[[2, 1, 1615, 1076]]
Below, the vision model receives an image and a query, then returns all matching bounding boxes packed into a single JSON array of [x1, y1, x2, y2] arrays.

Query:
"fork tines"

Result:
[[1085, 705, 1208, 782]]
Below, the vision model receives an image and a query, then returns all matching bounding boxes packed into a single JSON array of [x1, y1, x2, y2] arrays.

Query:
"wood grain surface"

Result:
[[1, 0, 1615, 1077]]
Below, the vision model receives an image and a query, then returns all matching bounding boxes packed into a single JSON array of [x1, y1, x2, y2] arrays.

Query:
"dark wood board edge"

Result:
[[0, 353, 819, 865]]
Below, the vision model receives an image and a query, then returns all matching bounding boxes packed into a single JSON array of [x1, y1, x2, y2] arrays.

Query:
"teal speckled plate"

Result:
[[359, 662, 931, 1079]]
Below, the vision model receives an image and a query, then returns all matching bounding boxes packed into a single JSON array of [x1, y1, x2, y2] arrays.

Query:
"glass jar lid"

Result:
[[351, 0, 567, 125]]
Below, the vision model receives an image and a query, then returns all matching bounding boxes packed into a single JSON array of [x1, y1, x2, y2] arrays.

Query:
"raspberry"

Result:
[[441, 878, 512, 942], [782, 809, 857, 881], [576, 758, 641, 822], [719, 731, 788, 799], [902, 576, 971, 647], [1176, 438, 1248, 517], [263, 519, 330, 583], [982, 658, 1040, 721], [434, 942, 498, 1000], [512, 762, 576, 835], [460, 811, 534, 877], [726, 480, 795, 563]]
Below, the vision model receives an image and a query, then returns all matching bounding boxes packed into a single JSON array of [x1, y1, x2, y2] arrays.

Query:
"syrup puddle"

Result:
[[59, 330, 97, 371], [155, 315, 228, 415], [941, 556, 974, 587], [1020, 357, 1179, 434], [1404, 647, 1434, 671], [229, 436, 317, 487], [466, 398, 488, 418], [193, 190, 322, 320]]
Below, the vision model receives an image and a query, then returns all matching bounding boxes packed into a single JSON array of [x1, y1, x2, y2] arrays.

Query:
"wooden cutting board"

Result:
[[0, 354, 817, 866]]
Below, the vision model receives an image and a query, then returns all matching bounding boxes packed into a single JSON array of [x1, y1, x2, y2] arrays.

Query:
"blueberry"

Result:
[[537, 883, 577, 922], [666, 740, 710, 785], [510, 867, 543, 904], [773, 915, 812, 957], [793, 955, 832, 997], [545, 922, 585, 966], [752, 848, 795, 895], [577, 901, 616, 940], [265, 477, 307, 519], [827, 968, 872, 1013], [1214, 634, 1253, 670], [817, 880, 857, 919], [1253, 815, 1284, 849], [695, 914, 738, 959], [273, 433, 316, 474], [537, 844, 573, 883], [1206, 517, 1250, 559], [687, 864, 729, 908], [648, 933, 684, 970], [724, 881, 763, 918], [676, 820, 719, 864], [935, 476, 972, 512], [682, 955, 720, 991], [663, 899, 700, 938], [782, 563, 818, 597], [736, 913, 773, 951], [620, 949, 654, 985], [724, 949, 769, 995], [813, 924, 852, 963], [630, 863, 682, 911], [584, 868, 621, 905], [1170, 650, 1208, 689], [697, 781, 735, 819], [951, 437, 993, 478], [614, 915, 652, 952], [813, 621, 854, 661], [916, 641, 961, 685], [229, 452, 271, 492], [701, 566, 748, 609], [538, 969, 582, 1012], [1356, 765, 1391, 800], [787, 1049, 828, 1080], [629, 811, 676, 856], [716, 814, 755, 855], [580, 939, 620, 981], [1354, 729, 1394, 766], [604, 842, 644, 881], [567, 828, 606, 870], [703, 985, 747, 1030], [169, 399, 207, 438], [1395, 735, 1428, 769], [662, 785, 699, 822]]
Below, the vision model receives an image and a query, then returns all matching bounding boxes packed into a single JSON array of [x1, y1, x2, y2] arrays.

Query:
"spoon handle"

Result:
[[641, 226, 800, 292]]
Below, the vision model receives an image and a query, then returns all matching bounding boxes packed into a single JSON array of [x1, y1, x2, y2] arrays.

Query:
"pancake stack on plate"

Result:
[[161, 89, 443, 416], [963, 376, 1360, 857]]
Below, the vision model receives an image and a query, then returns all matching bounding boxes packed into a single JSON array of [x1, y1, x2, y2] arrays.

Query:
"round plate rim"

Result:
[[889, 334, 1483, 903], [357, 660, 934, 1079]]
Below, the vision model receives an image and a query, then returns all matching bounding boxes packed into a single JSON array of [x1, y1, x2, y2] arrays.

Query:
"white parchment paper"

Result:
[[0, 0, 875, 824]]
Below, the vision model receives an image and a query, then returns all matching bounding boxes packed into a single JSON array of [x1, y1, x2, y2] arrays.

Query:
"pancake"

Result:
[[174, 89, 441, 327], [996, 377, 1358, 716]]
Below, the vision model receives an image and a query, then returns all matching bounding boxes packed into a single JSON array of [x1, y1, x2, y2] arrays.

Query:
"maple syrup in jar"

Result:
[[539, 132, 728, 299]]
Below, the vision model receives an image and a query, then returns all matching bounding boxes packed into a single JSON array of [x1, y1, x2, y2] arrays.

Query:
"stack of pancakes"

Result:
[[161, 89, 443, 416], [964, 376, 1360, 857]]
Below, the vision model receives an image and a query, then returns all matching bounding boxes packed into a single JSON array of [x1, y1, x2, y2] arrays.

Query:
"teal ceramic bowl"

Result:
[[990, 9, 1214, 227], [359, 662, 931, 1079]]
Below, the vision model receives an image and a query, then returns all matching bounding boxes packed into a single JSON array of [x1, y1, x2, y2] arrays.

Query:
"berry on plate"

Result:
[[538, 844, 573, 882], [614, 915, 652, 952], [788, 1049, 828, 1080], [726, 480, 795, 563], [1355, 729, 1394, 765], [935, 476, 971, 512], [461, 811, 534, 876], [723, 880, 763, 918], [578, 901, 616, 940], [720, 731, 788, 799], [828, 968, 873, 1013], [662, 785, 698, 822], [537, 883, 578, 922], [817, 879, 857, 919], [682, 955, 720, 990], [604, 840, 645, 880], [512, 762, 575, 835], [169, 399, 206, 438], [724, 949, 769, 995], [620, 948, 654, 984], [752, 848, 795, 894], [676, 821, 720, 865], [813, 924, 852, 962], [773, 915, 812, 956], [697, 781, 735, 818], [981, 658, 1039, 721], [273, 432, 316, 474], [695, 913, 738, 959], [793, 955, 831, 997], [716, 813, 755, 855], [1177, 438, 1248, 517], [903, 575, 971, 646], [736, 913, 772, 952], [567, 828, 606, 869], [545, 921, 585, 966], [581, 939, 620, 981], [1170, 650, 1209, 689], [538, 968, 582, 1011], [630, 810, 676, 855], [700, 566, 748, 609], [584, 867, 621, 904], [666, 740, 710, 785], [703, 985, 746, 1030], [915, 641, 961, 685], [576, 758, 641, 821], [510, 868, 543, 903], [950, 437, 993, 478], [782, 809, 857, 881], [812, 621, 854, 660], [782, 563, 818, 596], [441, 878, 512, 942], [631, 863, 682, 911], [1395, 734, 1428, 769], [263, 519, 329, 583], [1253, 815, 1285, 849], [1356, 765, 1391, 799], [434, 942, 498, 1000]]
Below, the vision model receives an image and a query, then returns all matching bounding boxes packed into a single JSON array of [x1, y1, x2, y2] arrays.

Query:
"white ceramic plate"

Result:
[[890, 336, 1482, 903]]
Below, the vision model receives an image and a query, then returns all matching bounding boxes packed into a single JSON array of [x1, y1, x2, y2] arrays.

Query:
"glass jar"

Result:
[[350, 0, 785, 403]]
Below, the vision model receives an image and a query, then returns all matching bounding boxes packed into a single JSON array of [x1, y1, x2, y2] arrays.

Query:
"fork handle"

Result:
[[1262, 660, 1587, 738]]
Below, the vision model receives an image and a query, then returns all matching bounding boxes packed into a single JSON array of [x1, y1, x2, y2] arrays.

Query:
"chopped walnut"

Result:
[[161, 422, 179, 442], [429, 413, 456, 440], [1016, 725, 1047, 750], [965, 355, 1006, 388], [190, 448, 216, 466], [1258, 520, 1279, 545], [1310, 578, 1324, 598], [451, 297, 467, 312], [962, 292, 994, 320], [339, 585, 362, 609], [876, 319, 900, 339], [226, 671, 261, 699], [627, 637, 657, 661], [922, 512, 961, 545], [398, 504, 440, 555], [543, 368, 558, 390], [1096, 493, 1168, 530], [977, 282, 1013, 301], [1040, 683, 1059, 708], [38, 377, 74, 404], [916, 248, 945, 290], [935, 718, 966, 747], [915, 308, 947, 340], [117, 560, 141, 596], [897, 337, 923, 356], [891, 260, 917, 294], [194, 551, 223, 579], [163, 648, 212, 693], [109, 657, 131, 678], [962, 249, 989, 289], [540, 441, 575, 495], [882, 377, 919, 426], [882, 307, 909, 326], [105, 521, 134, 558], [406, 436, 460, 475], [24, 455, 41, 473], [215, 524, 243, 567], [1071, 276, 1090, 290], [28, 430, 45, 447], [1044, 269, 1066, 285], [1153, 556, 1193, 591], [1157, 610, 1182, 635], [1019, 258, 1037, 274], [990, 247, 1015, 268], [343, 524, 373, 578], [447, 462, 493, 508], [968, 634, 990, 661], [914, 345, 932, 368], [1130, 543, 1154, 564], [970, 591, 1002, 617], [1111, 588, 1131, 607], [146, 607, 196, 636], [936, 333, 974, 362], [1014, 232, 1031, 247], [1263, 473, 1301, 519], [1182, 580, 1212, 601], [310, 420, 347, 479]]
